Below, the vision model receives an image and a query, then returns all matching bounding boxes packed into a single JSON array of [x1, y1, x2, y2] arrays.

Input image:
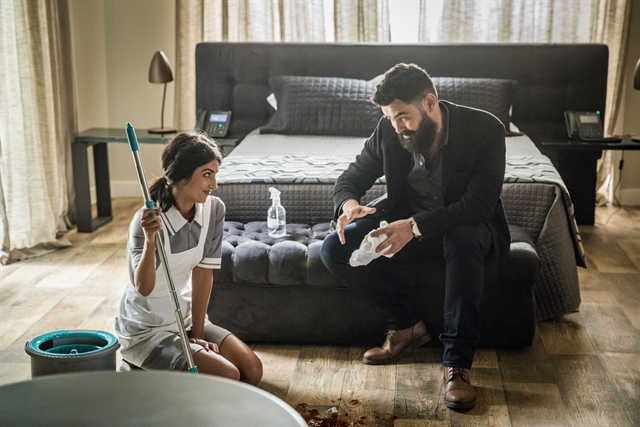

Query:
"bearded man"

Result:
[[320, 63, 510, 410]]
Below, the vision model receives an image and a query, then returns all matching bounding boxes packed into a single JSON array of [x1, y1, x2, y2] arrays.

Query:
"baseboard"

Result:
[[618, 188, 640, 206]]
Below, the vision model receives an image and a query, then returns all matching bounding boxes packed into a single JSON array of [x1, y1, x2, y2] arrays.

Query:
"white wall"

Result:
[[69, 0, 176, 200], [613, 0, 640, 206], [69, 0, 640, 204]]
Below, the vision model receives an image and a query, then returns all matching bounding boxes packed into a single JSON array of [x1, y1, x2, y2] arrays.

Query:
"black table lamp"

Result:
[[148, 51, 176, 134]]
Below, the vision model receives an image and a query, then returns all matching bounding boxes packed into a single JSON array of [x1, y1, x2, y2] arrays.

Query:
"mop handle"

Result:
[[126, 123, 198, 374]]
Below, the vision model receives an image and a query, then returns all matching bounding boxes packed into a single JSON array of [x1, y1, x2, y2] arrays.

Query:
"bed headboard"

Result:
[[196, 42, 608, 143]]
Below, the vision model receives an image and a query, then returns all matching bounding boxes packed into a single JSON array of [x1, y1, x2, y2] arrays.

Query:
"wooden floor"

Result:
[[1, 199, 638, 426]]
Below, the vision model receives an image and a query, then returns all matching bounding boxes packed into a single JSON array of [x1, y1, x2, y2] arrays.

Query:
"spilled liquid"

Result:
[[296, 403, 372, 427]]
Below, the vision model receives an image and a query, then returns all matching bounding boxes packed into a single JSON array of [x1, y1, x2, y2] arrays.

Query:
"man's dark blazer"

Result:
[[333, 100, 511, 259]]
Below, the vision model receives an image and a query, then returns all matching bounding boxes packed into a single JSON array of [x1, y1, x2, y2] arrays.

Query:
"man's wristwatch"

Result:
[[410, 217, 422, 239]]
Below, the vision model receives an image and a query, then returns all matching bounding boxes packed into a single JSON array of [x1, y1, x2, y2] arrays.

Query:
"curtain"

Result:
[[174, 0, 390, 131], [416, 0, 632, 205], [0, 0, 75, 265], [335, 0, 390, 42]]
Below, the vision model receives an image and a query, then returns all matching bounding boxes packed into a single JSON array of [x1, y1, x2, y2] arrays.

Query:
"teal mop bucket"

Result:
[[25, 330, 120, 377]]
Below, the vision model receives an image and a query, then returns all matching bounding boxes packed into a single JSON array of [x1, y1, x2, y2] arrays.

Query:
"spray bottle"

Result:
[[267, 187, 286, 237]]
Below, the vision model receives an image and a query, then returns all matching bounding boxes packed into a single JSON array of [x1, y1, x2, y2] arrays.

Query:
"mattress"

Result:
[[227, 130, 544, 158], [214, 132, 585, 319]]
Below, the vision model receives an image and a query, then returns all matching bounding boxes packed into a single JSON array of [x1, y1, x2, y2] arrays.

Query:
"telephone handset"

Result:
[[564, 111, 621, 142], [195, 109, 232, 138]]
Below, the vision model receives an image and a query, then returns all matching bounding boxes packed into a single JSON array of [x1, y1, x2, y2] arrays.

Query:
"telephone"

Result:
[[195, 109, 232, 138], [564, 110, 621, 142]]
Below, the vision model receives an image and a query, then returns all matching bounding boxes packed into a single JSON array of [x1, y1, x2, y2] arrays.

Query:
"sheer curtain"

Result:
[[0, 0, 76, 265], [174, 0, 390, 131], [414, 0, 632, 204]]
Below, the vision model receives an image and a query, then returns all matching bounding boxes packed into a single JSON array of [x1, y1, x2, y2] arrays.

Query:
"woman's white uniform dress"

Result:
[[115, 196, 230, 370]]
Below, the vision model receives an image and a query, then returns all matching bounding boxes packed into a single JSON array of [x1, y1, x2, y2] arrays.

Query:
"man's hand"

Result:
[[336, 200, 376, 244], [370, 218, 414, 255]]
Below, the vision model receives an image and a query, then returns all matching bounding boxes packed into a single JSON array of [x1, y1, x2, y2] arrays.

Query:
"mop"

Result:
[[126, 123, 198, 374]]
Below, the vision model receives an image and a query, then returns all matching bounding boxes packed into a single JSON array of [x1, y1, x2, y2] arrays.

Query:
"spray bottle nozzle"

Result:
[[269, 187, 281, 206]]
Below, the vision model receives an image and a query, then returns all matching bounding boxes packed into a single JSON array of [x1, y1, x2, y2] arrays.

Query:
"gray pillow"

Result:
[[260, 76, 381, 137], [432, 77, 517, 131]]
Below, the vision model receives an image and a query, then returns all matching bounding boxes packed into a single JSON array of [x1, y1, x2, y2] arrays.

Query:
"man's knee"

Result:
[[443, 224, 490, 256], [321, 231, 343, 268]]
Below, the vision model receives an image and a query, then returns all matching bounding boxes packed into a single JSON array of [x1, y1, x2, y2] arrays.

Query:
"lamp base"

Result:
[[148, 127, 177, 135]]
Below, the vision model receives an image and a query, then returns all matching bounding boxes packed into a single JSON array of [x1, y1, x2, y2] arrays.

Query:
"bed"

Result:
[[197, 43, 605, 342]]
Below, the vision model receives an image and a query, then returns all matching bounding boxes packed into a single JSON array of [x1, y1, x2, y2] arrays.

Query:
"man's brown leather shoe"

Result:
[[362, 321, 431, 365], [443, 366, 476, 410]]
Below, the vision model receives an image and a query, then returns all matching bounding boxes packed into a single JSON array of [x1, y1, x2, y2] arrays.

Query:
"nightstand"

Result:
[[215, 138, 239, 155], [72, 128, 173, 233], [540, 135, 640, 225], [72, 129, 241, 233]]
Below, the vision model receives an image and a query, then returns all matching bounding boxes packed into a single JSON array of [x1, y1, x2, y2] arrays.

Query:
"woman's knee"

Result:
[[194, 351, 241, 380], [216, 335, 263, 385], [240, 356, 263, 386]]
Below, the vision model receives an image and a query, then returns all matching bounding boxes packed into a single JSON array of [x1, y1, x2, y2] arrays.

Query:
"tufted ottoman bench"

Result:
[[207, 222, 539, 348]]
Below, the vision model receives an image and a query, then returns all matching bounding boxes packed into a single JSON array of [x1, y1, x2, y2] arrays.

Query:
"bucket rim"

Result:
[[26, 330, 119, 357]]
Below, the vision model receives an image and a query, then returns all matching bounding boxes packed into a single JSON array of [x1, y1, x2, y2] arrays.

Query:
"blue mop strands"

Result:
[[125, 123, 198, 374]]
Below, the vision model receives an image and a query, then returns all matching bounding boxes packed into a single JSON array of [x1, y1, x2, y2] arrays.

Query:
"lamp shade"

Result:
[[634, 58, 640, 90], [148, 51, 173, 84]]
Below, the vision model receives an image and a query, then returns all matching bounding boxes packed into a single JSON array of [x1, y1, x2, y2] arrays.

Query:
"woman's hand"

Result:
[[336, 200, 376, 244], [189, 338, 219, 354], [134, 206, 162, 296], [141, 206, 162, 243]]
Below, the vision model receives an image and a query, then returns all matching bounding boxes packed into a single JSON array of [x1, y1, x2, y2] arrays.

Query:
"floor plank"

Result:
[[341, 346, 397, 426], [394, 347, 450, 422], [595, 273, 640, 329], [34, 243, 119, 289], [617, 238, 640, 270], [537, 312, 598, 355], [580, 229, 638, 274], [552, 354, 633, 427], [579, 291, 640, 353], [502, 382, 569, 427], [599, 352, 640, 427], [285, 346, 349, 412], [254, 344, 301, 401], [496, 334, 556, 383]]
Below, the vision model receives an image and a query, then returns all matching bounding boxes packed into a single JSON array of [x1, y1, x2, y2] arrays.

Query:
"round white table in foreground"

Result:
[[0, 370, 306, 426]]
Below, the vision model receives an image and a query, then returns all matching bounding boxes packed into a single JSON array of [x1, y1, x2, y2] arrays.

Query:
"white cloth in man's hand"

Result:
[[349, 221, 395, 267]]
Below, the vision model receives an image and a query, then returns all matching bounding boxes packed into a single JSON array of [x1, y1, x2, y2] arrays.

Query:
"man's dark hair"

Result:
[[371, 63, 437, 107]]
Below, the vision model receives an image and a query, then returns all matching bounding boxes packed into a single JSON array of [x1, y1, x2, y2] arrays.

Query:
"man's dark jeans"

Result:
[[320, 216, 493, 369]]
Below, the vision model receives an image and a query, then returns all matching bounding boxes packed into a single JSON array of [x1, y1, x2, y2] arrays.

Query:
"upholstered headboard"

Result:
[[195, 42, 608, 144]]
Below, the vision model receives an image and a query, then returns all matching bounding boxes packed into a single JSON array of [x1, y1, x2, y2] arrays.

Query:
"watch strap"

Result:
[[410, 217, 422, 238]]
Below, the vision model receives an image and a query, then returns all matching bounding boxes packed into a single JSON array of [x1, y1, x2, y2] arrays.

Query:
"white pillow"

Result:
[[266, 93, 278, 110]]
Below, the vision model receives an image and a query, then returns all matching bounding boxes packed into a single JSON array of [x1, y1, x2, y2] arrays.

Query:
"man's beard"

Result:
[[397, 111, 438, 154]]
